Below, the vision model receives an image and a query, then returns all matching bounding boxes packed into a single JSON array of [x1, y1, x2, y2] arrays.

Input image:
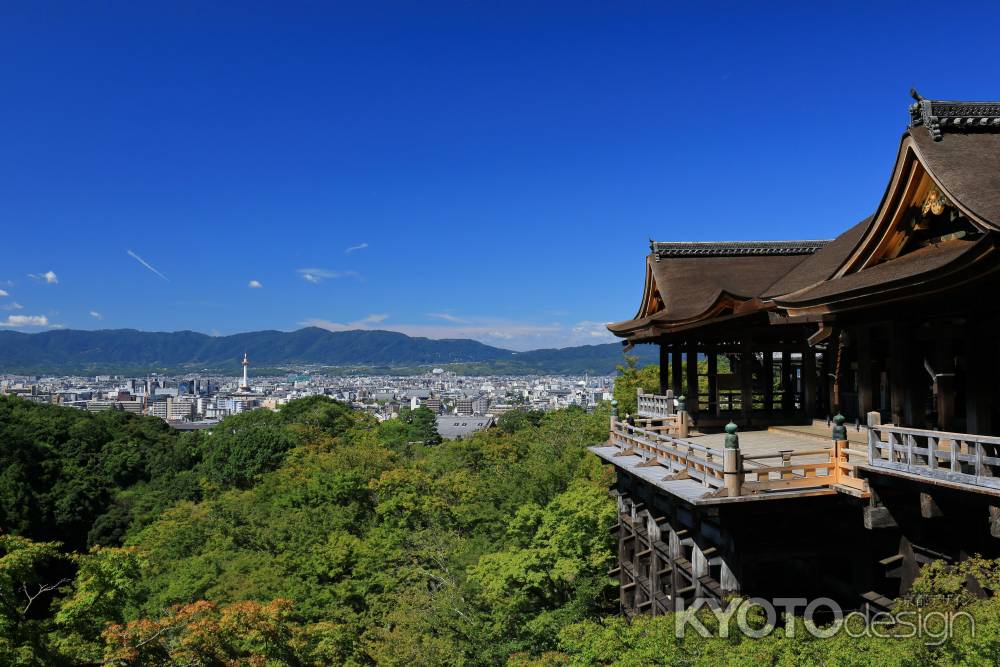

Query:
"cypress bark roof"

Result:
[[648, 252, 810, 321], [911, 130, 1000, 228], [774, 237, 985, 306], [761, 217, 872, 299], [608, 93, 1000, 341]]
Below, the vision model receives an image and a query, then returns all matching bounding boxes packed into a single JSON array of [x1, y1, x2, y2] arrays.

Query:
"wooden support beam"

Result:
[[819, 347, 830, 417], [920, 492, 944, 519], [762, 349, 774, 413], [659, 339, 669, 396], [781, 350, 792, 412], [935, 334, 956, 431], [686, 339, 698, 412], [905, 334, 927, 429], [657, 338, 670, 396], [890, 324, 907, 426], [857, 326, 874, 418], [671, 343, 683, 396], [991, 506, 1000, 539], [707, 342, 718, 416], [864, 505, 898, 530], [966, 321, 992, 435], [741, 336, 754, 422], [829, 328, 842, 414], [803, 345, 816, 420]]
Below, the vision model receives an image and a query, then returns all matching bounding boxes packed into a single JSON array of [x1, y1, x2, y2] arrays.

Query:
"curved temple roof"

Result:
[[607, 242, 827, 340], [609, 92, 1000, 342]]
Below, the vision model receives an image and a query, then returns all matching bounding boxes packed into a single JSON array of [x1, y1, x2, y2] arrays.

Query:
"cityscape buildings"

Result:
[[0, 355, 614, 439]]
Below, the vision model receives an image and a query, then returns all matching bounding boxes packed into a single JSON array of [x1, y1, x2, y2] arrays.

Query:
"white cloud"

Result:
[[126, 250, 168, 281], [302, 314, 599, 350], [89, 310, 102, 320], [248, 280, 263, 289], [0, 314, 50, 328], [27, 271, 58, 284], [0, 302, 23, 311], [570, 320, 617, 342], [345, 243, 369, 254], [303, 313, 388, 331], [297, 268, 361, 284], [300, 313, 619, 350], [0, 289, 7, 297], [427, 312, 469, 324]]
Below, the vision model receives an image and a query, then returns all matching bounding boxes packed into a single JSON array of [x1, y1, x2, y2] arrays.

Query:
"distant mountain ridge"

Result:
[[0, 327, 655, 375]]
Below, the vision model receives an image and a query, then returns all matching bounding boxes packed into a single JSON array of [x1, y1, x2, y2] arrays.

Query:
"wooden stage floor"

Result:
[[590, 422, 866, 505]]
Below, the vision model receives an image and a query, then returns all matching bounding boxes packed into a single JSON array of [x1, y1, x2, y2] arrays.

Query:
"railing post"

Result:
[[724, 421, 742, 497], [866, 411, 881, 437], [833, 413, 848, 482], [779, 449, 794, 479], [676, 395, 689, 438]]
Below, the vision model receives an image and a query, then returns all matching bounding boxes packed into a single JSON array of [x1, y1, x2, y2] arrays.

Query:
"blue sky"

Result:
[[1, 2, 998, 350]]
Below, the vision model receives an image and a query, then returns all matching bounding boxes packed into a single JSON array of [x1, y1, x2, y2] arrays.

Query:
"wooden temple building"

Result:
[[591, 92, 1000, 615]]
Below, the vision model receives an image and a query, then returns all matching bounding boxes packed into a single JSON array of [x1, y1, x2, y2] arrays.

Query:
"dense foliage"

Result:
[[0, 395, 616, 664], [6, 387, 1000, 665]]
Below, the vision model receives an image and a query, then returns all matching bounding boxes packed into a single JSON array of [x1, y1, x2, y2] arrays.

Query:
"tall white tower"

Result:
[[240, 352, 250, 391]]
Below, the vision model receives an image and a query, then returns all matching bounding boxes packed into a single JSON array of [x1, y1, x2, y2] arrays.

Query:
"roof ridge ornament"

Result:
[[909, 88, 1000, 142], [651, 240, 829, 259]]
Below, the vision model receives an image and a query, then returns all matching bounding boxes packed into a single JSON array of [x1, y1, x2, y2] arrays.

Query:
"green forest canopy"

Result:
[[1, 383, 999, 665]]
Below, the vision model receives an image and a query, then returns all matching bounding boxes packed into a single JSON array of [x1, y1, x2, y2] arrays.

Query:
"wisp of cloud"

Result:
[[127, 250, 168, 281]]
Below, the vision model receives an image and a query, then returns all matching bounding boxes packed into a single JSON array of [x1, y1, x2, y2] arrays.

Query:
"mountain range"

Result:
[[0, 327, 655, 375]]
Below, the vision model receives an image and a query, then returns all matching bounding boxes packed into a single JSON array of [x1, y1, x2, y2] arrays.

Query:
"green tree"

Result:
[[0, 534, 65, 665], [199, 409, 293, 489], [613, 355, 660, 417], [468, 480, 616, 652]]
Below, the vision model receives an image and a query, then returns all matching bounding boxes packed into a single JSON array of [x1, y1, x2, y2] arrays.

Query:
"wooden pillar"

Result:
[[905, 339, 927, 430], [781, 350, 792, 412], [707, 342, 718, 416], [686, 339, 698, 412], [889, 324, 907, 426], [762, 349, 774, 413], [741, 336, 754, 422], [829, 328, 842, 414], [659, 338, 669, 396], [819, 347, 831, 417], [967, 319, 993, 435], [857, 326, 874, 418], [936, 334, 956, 431], [803, 344, 816, 420], [671, 342, 683, 397]]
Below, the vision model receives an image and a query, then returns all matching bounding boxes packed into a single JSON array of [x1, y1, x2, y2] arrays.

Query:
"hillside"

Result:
[[0, 327, 655, 375]]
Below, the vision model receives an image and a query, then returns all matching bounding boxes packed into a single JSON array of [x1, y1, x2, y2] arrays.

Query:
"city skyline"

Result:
[[3, 3, 1000, 349]]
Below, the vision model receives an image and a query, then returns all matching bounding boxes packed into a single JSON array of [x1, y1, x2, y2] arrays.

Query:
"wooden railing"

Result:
[[636, 390, 674, 419], [608, 418, 868, 497], [739, 449, 834, 493], [608, 412, 1000, 498], [610, 419, 724, 490], [868, 424, 1000, 491]]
